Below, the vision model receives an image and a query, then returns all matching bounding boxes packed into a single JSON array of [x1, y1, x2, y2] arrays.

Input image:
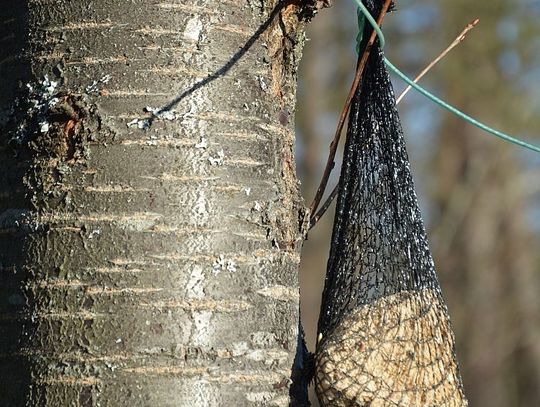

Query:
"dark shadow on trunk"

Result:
[[147, 1, 286, 127], [0, 2, 34, 405]]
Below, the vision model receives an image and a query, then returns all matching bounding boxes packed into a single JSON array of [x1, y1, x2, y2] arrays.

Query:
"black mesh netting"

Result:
[[314, 1, 467, 405]]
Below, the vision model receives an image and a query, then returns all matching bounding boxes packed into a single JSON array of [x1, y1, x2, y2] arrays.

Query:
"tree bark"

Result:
[[1, 1, 311, 405]]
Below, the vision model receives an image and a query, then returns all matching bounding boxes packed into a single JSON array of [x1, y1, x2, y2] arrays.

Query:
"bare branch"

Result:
[[396, 19, 479, 104]]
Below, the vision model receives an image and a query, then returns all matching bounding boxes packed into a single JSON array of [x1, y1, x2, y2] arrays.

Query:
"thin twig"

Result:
[[310, 184, 339, 228], [396, 18, 479, 104], [308, 0, 394, 216], [309, 18, 480, 230]]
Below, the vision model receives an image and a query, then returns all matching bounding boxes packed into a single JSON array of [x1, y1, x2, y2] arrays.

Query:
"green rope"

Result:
[[354, 0, 540, 154], [356, 8, 366, 53], [356, 1, 384, 49]]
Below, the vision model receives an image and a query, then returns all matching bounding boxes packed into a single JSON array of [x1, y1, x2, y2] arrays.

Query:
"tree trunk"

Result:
[[1, 1, 310, 405]]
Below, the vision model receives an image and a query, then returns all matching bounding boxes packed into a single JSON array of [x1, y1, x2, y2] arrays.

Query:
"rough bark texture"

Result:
[[0, 1, 310, 405]]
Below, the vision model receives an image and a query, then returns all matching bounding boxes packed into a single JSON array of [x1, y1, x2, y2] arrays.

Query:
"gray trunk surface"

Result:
[[0, 1, 309, 405]]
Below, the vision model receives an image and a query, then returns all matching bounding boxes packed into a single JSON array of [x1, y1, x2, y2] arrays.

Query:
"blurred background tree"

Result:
[[296, 0, 540, 405]]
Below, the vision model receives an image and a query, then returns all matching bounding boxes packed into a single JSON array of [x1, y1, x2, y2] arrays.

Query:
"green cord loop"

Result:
[[355, 0, 385, 48], [356, 8, 366, 53], [354, 0, 540, 154]]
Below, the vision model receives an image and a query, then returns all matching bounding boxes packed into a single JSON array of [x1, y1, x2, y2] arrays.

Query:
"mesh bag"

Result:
[[314, 1, 468, 405]]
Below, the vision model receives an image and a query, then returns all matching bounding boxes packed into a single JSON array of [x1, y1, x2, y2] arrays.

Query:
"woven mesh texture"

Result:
[[315, 1, 467, 405]]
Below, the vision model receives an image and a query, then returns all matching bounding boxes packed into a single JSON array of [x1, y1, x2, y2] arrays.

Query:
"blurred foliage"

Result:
[[296, 0, 540, 405]]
